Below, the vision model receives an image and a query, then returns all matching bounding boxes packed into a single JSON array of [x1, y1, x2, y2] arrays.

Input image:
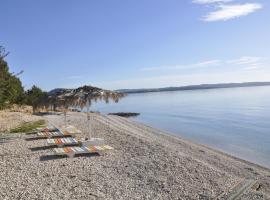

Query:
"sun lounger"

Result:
[[37, 129, 79, 138], [59, 125, 78, 132], [36, 125, 79, 133], [35, 125, 58, 132], [37, 131, 68, 138], [36, 125, 82, 138], [47, 137, 79, 146], [54, 145, 114, 158], [47, 137, 104, 147]]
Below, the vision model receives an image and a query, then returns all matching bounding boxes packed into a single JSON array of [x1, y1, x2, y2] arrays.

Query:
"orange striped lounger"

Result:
[[54, 145, 113, 158], [47, 137, 104, 147], [37, 125, 81, 137]]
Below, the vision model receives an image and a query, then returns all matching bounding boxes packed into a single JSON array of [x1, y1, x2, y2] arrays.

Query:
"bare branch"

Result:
[[0, 46, 9, 60]]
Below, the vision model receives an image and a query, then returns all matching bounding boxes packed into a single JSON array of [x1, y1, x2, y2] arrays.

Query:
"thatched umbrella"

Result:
[[37, 85, 126, 137]]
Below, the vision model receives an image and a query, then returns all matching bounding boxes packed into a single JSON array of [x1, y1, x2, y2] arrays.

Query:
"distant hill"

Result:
[[48, 85, 124, 97], [116, 82, 270, 94], [48, 88, 70, 96]]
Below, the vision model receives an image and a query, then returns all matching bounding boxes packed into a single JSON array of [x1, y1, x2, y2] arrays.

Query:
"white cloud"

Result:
[[245, 66, 261, 70], [97, 70, 270, 90], [193, 0, 233, 4], [195, 60, 222, 66], [203, 3, 262, 21], [227, 56, 265, 65], [227, 56, 269, 71], [140, 56, 268, 72], [91, 56, 269, 89], [141, 59, 221, 71]]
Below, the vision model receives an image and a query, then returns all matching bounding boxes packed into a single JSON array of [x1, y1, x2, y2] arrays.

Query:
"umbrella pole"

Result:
[[86, 100, 91, 139], [64, 109, 67, 128]]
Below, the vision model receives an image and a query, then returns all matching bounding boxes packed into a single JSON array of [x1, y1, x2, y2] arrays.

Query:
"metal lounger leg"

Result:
[[67, 152, 75, 158]]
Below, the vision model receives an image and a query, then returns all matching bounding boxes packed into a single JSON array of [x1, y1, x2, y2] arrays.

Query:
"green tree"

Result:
[[25, 85, 47, 112], [0, 46, 25, 109], [0, 46, 47, 111]]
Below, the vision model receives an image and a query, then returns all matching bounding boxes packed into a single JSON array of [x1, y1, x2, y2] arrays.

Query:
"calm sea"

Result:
[[91, 86, 270, 168]]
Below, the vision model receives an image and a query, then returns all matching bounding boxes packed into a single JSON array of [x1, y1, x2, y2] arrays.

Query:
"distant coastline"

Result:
[[116, 82, 270, 94]]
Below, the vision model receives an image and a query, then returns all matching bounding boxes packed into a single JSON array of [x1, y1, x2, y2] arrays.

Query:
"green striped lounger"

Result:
[[54, 145, 114, 158]]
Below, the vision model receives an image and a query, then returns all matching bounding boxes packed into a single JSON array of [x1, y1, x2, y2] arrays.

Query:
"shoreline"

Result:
[[133, 118, 270, 171], [132, 118, 270, 172], [1, 112, 270, 199]]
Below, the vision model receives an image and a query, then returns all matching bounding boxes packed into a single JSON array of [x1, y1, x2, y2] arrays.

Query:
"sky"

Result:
[[1, 0, 270, 91]]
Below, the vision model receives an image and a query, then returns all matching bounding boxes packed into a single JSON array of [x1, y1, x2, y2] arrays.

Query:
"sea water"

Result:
[[91, 86, 270, 168]]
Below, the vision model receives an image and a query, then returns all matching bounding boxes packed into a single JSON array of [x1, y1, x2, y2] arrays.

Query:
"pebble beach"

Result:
[[1, 112, 270, 199]]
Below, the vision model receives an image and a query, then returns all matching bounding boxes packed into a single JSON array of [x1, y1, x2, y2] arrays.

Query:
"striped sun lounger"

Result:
[[36, 126, 58, 132], [37, 130, 77, 138], [47, 138, 79, 147], [47, 137, 104, 147], [60, 125, 81, 133], [37, 125, 82, 138], [54, 145, 114, 158]]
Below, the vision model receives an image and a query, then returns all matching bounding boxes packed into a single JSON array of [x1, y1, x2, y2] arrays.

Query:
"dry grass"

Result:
[[10, 120, 46, 133]]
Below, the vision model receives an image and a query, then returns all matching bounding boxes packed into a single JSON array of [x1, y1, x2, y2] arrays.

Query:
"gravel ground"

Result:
[[0, 112, 270, 199]]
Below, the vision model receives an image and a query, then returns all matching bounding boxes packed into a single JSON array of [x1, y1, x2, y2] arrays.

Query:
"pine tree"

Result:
[[0, 46, 25, 109]]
